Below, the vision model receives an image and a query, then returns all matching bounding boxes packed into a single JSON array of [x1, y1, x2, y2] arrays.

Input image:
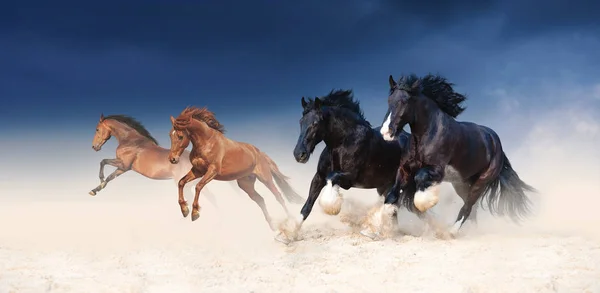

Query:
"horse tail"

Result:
[[482, 151, 536, 223], [263, 153, 305, 204]]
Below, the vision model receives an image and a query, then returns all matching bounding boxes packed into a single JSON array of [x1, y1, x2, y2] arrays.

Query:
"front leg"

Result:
[[98, 158, 122, 182], [317, 171, 355, 216], [89, 169, 127, 196], [413, 164, 446, 212], [361, 166, 409, 239], [177, 168, 204, 218], [190, 165, 218, 222], [89, 159, 126, 196], [275, 170, 327, 245]]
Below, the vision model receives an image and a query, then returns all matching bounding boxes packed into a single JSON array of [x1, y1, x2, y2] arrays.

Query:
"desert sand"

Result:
[[1, 108, 599, 293]]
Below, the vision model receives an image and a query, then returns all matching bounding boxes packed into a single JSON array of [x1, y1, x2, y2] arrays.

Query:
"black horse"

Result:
[[379, 74, 536, 237], [274, 89, 412, 244]]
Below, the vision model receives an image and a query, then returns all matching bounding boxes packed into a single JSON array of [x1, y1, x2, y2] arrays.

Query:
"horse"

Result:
[[168, 106, 304, 229], [378, 74, 536, 238], [90, 113, 233, 207], [275, 89, 413, 244]]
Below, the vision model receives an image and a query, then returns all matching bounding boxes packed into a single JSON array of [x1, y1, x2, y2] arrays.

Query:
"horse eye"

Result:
[[178, 136, 183, 140]]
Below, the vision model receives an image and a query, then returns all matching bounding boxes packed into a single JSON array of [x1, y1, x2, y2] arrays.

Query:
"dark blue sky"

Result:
[[1, 0, 599, 134]]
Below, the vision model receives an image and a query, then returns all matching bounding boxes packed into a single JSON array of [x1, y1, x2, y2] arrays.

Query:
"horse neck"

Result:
[[323, 108, 368, 148], [186, 119, 220, 148], [106, 120, 148, 145], [409, 97, 444, 138]]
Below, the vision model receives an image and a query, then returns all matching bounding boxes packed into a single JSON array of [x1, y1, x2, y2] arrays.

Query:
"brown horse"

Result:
[[90, 114, 230, 205], [168, 106, 304, 229]]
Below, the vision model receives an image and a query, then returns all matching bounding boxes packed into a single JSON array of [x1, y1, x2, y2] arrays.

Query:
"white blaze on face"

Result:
[[414, 183, 441, 212], [380, 113, 394, 141], [319, 179, 344, 215]]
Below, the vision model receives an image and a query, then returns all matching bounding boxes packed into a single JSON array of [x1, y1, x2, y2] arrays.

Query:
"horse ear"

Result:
[[301, 97, 308, 108], [170, 116, 176, 125], [389, 75, 397, 89], [100, 113, 105, 121]]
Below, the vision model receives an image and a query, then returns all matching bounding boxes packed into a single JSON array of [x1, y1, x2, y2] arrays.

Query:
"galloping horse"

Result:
[[275, 90, 409, 244], [90, 114, 229, 206], [379, 74, 536, 237], [168, 106, 304, 228]]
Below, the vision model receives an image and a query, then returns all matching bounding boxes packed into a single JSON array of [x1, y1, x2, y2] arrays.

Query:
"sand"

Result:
[[1, 163, 599, 293]]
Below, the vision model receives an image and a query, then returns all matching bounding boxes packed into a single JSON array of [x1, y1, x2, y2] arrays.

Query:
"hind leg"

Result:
[[255, 170, 289, 216], [451, 181, 478, 225], [261, 179, 289, 215], [448, 178, 488, 237], [237, 175, 276, 231]]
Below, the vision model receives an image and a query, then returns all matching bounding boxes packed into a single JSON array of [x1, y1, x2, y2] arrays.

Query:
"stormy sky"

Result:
[[1, 0, 598, 136]]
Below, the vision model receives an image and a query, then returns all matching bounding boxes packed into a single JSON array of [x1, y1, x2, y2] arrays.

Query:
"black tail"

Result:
[[481, 152, 536, 223], [265, 155, 305, 204]]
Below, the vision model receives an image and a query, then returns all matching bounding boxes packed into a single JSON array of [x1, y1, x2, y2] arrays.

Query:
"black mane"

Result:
[[396, 74, 467, 118], [305, 89, 369, 122], [104, 115, 159, 145]]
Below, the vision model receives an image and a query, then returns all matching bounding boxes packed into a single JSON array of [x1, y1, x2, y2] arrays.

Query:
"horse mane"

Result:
[[178, 106, 226, 133], [305, 89, 368, 121], [395, 74, 467, 118], [104, 115, 159, 145]]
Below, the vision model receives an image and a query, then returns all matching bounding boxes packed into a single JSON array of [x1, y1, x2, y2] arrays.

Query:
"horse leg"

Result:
[[89, 169, 127, 196], [237, 175, 276, 230], [275, 170, 326, 244], [177, 169, 202, 218], [98, 158, 121, 182], [365, 168, 409, 239], [260, 177, 289, 215], [317, 171, 356, 216], [190, 165, 218, 222], [413, 165, 445, 212], [371, 185, 401, 232], [451, 181, 478, 225], [448, 176, 488, 238], [89, 159, 126, 196]]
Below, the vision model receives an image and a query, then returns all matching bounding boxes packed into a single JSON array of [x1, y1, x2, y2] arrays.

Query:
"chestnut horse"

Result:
[[168, 106, 304, 229], [90, 114, 233, 206]]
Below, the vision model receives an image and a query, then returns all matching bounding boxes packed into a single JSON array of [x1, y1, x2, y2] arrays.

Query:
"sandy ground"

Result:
[[1, 166, 600, 293], [1, 108, 600, 293]]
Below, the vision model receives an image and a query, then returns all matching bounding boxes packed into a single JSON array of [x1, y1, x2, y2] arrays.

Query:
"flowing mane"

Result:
[[305, 89, 368, 121], [104, 114, 159, 145], [177, 106, 226, 133], [395, 74, 467, 118]]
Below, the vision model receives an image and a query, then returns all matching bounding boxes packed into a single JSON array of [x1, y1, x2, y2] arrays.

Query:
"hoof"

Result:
[[274, 232, 291, 245], [360, 229, 380, 240], [191, 211, 200, 221], [89, 190, 96, 196], [181, 206, 190, 218]]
